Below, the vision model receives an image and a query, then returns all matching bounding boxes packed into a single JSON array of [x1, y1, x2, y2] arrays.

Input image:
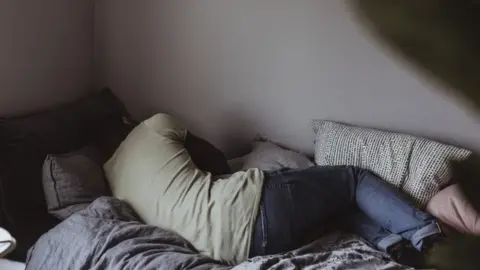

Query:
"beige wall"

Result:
[[0, 0, 94, 116], [95, 0, 480, 156]]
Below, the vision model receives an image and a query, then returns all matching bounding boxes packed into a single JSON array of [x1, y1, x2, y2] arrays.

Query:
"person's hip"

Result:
[[249, 167, 337, 257]]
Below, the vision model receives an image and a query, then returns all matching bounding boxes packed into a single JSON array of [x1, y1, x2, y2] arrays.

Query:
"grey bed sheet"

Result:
[[26, 197, 412, 270]]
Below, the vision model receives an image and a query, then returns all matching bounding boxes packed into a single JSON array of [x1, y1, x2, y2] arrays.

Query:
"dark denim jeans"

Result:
[[249, 166, 441, 257]]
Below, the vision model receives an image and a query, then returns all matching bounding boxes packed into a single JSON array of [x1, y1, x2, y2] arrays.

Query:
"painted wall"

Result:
[[0, 0, 94, 116], [95, 0, 480, 156]]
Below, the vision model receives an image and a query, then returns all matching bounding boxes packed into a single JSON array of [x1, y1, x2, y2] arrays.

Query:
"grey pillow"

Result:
[[42, 147, 109, 220], [228, 155, 250, 172], [312, 120, 471, 207], [242, 141, 314, 171]]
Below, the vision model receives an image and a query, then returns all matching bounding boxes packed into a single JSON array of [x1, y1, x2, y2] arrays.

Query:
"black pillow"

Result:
[[0, 89, 134, 260], [185, 133, 230, 175]]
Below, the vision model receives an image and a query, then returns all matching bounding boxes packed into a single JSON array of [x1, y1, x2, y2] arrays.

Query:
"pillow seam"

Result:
[[48, 157, 63, 210]]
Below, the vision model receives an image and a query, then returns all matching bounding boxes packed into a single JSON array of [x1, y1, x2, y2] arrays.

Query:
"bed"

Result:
[[1, 90, 468, 269], [26, 197, 409, 270], [0, 259, 24, 270]]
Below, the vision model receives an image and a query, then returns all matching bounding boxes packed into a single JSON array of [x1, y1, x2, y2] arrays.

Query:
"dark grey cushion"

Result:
[[0, 89, 134, 225], [42, 147, 109, 220]]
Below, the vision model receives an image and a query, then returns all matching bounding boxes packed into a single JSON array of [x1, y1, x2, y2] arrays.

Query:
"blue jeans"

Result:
[[249, 166, 441, 257]]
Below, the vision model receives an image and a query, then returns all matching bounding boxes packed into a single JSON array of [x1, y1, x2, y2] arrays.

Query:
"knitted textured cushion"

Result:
[[312, 120, 471, 207]]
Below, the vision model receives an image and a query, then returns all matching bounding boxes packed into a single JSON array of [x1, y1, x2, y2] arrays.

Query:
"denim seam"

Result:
[[266, 184, 290, 188], [286, 184, 294, 249], [260, 203, 268, 252]]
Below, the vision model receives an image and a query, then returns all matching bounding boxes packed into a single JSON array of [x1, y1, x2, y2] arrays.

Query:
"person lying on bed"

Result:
[[104, 113, 444, 268]]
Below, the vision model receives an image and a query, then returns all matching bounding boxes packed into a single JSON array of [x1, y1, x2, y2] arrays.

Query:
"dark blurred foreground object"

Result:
[[354, 1, 480, 269], [451, 154, 480, 213], [354, 0, 480, 110], [355, 0, 480, 229], [427, 234, 480, 270], [425, 154, 480, 269]]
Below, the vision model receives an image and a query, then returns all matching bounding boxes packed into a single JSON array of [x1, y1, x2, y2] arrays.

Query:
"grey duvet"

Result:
[[26, 197, 412, 270]]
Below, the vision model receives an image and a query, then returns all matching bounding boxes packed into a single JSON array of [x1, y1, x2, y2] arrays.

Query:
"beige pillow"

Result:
[[228, 155, 250, 172], [427, 184, 480, 235]]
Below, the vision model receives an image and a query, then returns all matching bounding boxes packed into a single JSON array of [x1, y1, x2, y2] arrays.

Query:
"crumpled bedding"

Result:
[[26, 197, 412, 270]]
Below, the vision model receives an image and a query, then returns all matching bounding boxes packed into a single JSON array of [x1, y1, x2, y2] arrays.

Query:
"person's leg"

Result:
[[249, 166, 442, 257], [250, 166, 358, 257], [340, 209, 402, 252], [341, 209, 426, 268], [350, 167, 442, 251]]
